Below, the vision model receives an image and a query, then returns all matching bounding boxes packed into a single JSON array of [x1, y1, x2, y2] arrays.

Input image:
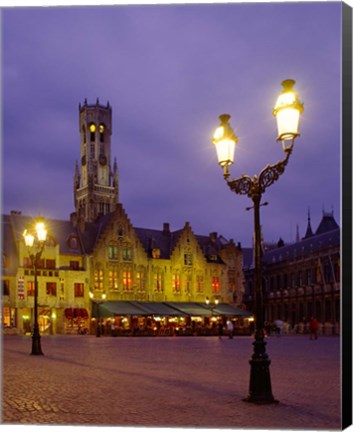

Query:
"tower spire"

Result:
[[303, 207, 314, 239]]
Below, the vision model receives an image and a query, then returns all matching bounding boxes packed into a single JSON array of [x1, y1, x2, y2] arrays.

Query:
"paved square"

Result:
[[2, 334, 340, 429]]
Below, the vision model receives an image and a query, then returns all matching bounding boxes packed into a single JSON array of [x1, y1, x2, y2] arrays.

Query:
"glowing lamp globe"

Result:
[[273, 79, 304, 141], [212, 114, 238, 167]]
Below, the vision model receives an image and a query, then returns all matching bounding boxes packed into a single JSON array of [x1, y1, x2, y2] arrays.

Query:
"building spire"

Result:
[[303, 207, 314, 239]]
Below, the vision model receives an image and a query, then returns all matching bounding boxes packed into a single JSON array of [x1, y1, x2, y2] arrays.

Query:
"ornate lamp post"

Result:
[[212, 79, 304, 404], [89, 291, 106, 337], [205, 297, 219, 315], [23, 218, 47, 355]]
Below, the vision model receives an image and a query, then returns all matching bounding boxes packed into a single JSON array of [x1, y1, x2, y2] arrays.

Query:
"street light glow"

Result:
[[273, 79, 304, 142], [212, 114, 237, 169], [35, 222, 47, 242]]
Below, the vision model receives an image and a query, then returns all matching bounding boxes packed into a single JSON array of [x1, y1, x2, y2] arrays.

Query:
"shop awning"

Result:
[[134, 302, 187, 317], [90, 301, 252, 319], [211, 303, 252, 317], [92, 301, 147, 318], [165, 302, 213, 317]]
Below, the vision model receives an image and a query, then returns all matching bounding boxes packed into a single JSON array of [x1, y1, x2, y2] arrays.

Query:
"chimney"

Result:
[[209, 232, 218, 243], [163, 223, 170, 235]]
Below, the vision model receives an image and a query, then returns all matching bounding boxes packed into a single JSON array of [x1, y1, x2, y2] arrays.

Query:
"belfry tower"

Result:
[[73, 99, 118, 223]]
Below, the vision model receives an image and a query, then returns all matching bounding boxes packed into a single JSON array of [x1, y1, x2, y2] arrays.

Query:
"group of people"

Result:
[[262, 317, 319, 339]]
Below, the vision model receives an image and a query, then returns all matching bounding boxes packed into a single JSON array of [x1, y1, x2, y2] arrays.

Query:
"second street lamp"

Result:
[[23, 218, 48, 356], [90, 292, 106, 337], [212, 79, 304, 404]]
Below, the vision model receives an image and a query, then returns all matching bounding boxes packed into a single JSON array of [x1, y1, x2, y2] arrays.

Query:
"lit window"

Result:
[[136, 271, 145, 291], [27, 281, 35, 296], [74, 283, 84, 297], [46, 282, 57, 296], [109, 270, 119, 290], [154, 272, 163, 292], [172, 273, 181, 293], [123, 271, 133, 291], [99, 124, 105, 142], [94, 267, 104, 290], [90, 123, 96, 141], [212, 277, 220, 293]]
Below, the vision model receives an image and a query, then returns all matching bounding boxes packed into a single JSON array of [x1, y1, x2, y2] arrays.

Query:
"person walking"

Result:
[[309, 317, 319, 340], [227, 319, 234, 339], [218, 321, 224, 339]]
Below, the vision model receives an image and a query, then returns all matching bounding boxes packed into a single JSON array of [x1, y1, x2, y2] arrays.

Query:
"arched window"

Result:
[[89, 123, 96, 141], [99, 124, 105, 143]]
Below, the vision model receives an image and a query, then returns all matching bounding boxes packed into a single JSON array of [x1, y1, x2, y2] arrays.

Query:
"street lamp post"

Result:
[[205, 297, 219, 315], [212, 79, 303, 404], [89, 292, 106, 337], [23, 219, 48, 356]]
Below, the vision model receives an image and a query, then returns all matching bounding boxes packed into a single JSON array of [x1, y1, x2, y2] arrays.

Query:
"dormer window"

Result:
[[68, 235, 79, 250], [152, 248, 160, 259]]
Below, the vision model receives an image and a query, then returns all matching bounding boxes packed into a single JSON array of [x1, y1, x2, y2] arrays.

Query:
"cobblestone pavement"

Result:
[[1, 334, 340, 429]]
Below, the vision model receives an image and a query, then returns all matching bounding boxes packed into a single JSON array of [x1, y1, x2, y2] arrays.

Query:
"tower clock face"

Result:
[[99, 154, 107, 166]]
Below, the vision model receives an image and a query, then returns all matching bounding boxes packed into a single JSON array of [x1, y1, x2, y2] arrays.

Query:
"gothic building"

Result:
[[243, 210, 340, 334], [2, 100, 246, 335]]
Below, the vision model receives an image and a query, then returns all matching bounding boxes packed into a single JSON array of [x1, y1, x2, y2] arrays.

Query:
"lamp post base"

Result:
[[243, 334, 278, 404], [31, 334, 43, 356]]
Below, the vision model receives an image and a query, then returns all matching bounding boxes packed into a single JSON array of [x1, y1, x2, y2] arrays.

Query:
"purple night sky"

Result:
[[2, 1, 342, 247]]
